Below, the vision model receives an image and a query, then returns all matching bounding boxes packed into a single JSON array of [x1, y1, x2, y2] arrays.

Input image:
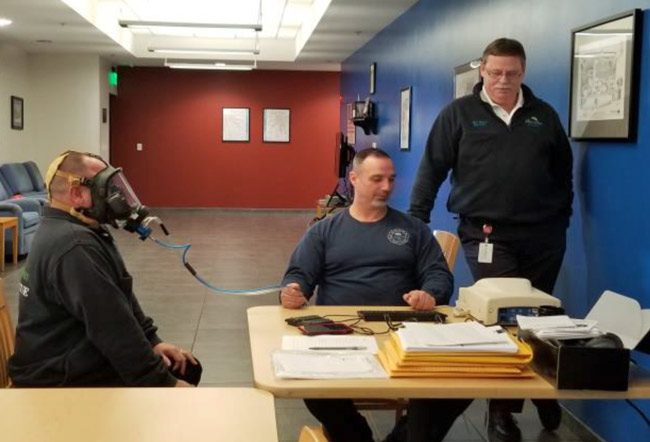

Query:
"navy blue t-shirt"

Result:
[[282, 208, 453, 306]]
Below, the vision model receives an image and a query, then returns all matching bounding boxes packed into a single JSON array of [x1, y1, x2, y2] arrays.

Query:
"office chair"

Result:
[[0, 278, 15, 388], [433, 229, 461, 271], [298, 425, 329, 442]]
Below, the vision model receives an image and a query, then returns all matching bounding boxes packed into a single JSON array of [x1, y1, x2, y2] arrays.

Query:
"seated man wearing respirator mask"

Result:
[[9, 151, 200, 388]]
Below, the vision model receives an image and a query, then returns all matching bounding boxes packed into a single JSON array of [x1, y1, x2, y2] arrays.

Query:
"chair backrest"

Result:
[[0, 278, 16, 388], [23, 161, 46, 191], [433, 230, 461, 270], [298, 426, 329, 442], [0, 163, 34, 194]]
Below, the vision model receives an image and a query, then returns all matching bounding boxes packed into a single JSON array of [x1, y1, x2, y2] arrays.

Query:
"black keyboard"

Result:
[[357, 310, 447, 323]]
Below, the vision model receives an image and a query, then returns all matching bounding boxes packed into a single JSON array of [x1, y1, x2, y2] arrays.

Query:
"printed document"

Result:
[[272, 350, 388, 379]]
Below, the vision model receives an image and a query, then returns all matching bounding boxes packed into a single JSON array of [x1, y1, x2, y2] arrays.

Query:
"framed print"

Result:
[[222, 107, 250, 142], [346, 102, 356, 145], [400, 87, 412, 150], [263, 108, 290, 143], [369, 62, 376, 95], [454, 60, 481, 99], [11, 96, 23, 130], [569, 9, 642, 141]]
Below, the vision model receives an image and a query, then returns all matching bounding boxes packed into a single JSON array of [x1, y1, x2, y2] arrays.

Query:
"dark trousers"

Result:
[[407, 399, 472, 441], [304, 399, 373, 442], [458, 217, 566, 416], [305, 398, 471, 442]]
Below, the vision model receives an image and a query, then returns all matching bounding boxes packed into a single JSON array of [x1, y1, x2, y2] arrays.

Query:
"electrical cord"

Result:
[[151, 236, 281, 295]]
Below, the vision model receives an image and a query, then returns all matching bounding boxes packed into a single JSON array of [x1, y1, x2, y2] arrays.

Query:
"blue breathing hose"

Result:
[[152, 237, 282, 295]]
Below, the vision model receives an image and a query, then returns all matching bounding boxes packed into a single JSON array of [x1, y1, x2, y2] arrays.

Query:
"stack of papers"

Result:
[[516, 315, 602, 340], [272, 335, 387, 379], [377, 322, 534, 378], [396, 322, 519, 353]]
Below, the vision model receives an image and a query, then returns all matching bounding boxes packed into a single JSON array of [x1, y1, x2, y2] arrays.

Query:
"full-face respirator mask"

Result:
[[46, 151, 168, 240], [82, 164, 168, 239]]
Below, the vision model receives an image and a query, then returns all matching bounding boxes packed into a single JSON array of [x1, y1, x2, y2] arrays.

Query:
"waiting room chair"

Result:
[[0, 278, 15, 388], [0, 162, 48, 202]]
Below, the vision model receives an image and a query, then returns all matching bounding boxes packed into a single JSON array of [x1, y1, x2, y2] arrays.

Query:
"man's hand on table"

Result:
[[403, 290, 436, 310], [280, 282, 308, 309]]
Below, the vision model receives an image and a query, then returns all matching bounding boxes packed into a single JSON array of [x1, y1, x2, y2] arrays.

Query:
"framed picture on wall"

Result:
[[400, 86, 412, 150], [222, 107, 250, 142], [369, 62, 377, 95], [263, 108, 290, 143], [11, 96, 23, 130], [346, 102, 356, 145], [454, 60, 481, 99], [569, 9, 642, 141]]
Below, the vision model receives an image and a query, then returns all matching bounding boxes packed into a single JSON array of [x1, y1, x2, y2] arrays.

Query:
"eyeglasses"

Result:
[[484, 69, 522, 80]]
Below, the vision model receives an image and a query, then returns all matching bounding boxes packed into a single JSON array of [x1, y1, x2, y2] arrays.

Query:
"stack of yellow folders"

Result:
[[377, 322, 534, 378]]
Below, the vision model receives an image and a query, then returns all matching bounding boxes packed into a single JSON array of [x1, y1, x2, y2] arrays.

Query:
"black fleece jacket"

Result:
[[409, 82, 573, 225], [8, 207, 177, 387]]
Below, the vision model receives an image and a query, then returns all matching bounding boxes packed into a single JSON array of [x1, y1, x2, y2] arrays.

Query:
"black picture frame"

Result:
[[369, 62, 376, 95], [453, 60, 481, 99], [222, 107, 250, 142], [569, 9, 642, 141], [263, 108, 290, 143], [11, 96, 23, 130], [400, 86, 412, 150]]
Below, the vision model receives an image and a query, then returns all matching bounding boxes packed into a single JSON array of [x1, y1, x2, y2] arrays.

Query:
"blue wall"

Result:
[[341, 0, 650, 440]]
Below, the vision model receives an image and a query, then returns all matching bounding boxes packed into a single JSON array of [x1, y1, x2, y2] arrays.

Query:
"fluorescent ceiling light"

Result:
[[164, 60, 256, 71], [119, 20, 262, 31], [0, 17, 12, 27], [149, 47, 260, 56]]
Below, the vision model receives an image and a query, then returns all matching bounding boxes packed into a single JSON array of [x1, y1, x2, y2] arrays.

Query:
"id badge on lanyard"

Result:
[[478, 223, 494, 263]]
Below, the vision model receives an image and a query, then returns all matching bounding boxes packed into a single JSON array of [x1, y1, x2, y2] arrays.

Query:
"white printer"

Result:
[[456, 278, 561, 325]]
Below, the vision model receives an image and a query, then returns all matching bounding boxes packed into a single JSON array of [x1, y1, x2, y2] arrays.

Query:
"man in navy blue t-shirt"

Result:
[[280, 148, 469, 442]]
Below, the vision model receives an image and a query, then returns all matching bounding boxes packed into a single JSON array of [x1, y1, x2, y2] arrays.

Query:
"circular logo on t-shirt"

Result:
[[387, 228, 409, 245]]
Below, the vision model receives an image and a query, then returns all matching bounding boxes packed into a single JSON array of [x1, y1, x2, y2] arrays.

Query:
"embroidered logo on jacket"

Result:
[[524, 116, 544, 128], [387, 228, 409, 245], [471, 120, 489, 128]]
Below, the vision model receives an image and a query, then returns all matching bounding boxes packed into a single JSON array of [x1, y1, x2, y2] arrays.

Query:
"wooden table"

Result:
[[0, 387, 278, 442], [247, 305, 650, 399], [0, 217, 18, 272]]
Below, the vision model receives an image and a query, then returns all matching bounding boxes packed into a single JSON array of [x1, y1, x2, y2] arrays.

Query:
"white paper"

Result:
[[516, 315, 577, 330], [272, 350, 388, 379], [396, 322, 518, 353], [281, 335, 378, 354]]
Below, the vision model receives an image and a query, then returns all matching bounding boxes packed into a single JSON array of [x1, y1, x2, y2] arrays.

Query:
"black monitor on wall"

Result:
[[335, 133, 355, 178]]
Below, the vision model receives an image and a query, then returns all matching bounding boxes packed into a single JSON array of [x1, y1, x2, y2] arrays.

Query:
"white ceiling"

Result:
[[0, 0, 418, 70]]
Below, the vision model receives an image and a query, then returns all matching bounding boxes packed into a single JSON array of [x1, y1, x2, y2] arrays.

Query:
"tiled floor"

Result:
[[2, 209, 600, 442]]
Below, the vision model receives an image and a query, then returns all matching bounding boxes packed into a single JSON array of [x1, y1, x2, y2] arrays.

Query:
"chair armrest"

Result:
[[0, 202, 24, 219], [8, 198, 41, 213]]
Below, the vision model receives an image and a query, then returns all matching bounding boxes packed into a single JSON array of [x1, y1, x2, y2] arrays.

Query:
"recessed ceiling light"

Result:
[[0, 18, 13, 27]]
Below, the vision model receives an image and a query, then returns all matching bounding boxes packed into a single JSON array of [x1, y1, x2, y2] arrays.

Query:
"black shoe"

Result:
[[535, 400, 562, 431], [488, 410, 522, 442]]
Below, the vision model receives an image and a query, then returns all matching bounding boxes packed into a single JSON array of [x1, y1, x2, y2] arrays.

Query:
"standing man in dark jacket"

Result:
[[409, 38, 572, 442], [9, 151, 200, 387]]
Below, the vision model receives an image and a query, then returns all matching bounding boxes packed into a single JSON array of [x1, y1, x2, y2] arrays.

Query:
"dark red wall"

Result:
[[110, 67, 340, 208]]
